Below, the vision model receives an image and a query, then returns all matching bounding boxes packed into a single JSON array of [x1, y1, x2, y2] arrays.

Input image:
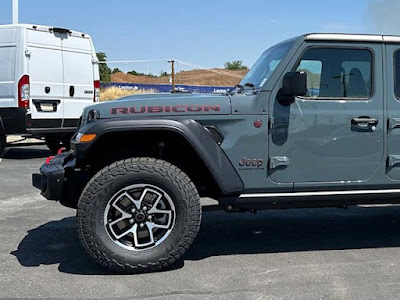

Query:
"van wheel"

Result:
[[0, 135, 6, 155], [77, 158, 202, 274], [45, 136, 62, 153]]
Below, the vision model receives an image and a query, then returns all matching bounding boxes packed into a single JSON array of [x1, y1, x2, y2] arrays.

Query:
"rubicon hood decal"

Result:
[[83, 93, 231, 119], [111, 104, 221, 115]]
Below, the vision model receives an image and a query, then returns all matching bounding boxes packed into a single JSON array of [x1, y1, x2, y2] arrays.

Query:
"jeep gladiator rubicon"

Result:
[[32, 33, 400, 273]]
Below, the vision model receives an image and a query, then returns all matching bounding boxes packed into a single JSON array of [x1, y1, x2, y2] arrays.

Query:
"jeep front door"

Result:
[[269, 44, 384, 187]]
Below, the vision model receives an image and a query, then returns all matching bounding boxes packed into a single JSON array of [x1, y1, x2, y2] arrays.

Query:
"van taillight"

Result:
[[18, 75, 30, 109], [94, 80, 100, 102]]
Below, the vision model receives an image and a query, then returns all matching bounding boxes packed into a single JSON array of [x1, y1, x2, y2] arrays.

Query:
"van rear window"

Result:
[[0, 46, 16, 82]]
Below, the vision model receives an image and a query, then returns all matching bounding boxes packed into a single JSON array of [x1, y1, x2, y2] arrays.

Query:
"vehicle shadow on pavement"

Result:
[[3, 146, 50, 160], [10, 216, 184, 275], [11, 205, 400, 275]]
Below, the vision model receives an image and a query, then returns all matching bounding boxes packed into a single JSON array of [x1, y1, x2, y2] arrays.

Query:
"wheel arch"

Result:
[[73, 118, 244, 197]]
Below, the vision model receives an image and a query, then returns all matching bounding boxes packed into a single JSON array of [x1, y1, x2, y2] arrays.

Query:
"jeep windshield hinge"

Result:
[[269, 156, 289, 169], [388, 118, 400, 130], [268, 116, 274, 130]]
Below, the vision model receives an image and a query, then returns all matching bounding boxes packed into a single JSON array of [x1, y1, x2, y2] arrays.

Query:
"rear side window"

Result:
[[0, 46, 16, 82], [394, 51, 400, 98], [296, 48, 373, 99]]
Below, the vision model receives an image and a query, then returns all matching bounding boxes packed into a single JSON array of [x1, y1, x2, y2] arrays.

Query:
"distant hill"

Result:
[[110, 69, 248, 86]]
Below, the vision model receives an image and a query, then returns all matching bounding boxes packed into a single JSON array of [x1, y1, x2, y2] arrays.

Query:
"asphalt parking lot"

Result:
[[3, 140, 400, 299]]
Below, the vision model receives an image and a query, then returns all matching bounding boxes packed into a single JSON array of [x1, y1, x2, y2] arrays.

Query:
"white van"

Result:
[[0, 24, 100, 153]]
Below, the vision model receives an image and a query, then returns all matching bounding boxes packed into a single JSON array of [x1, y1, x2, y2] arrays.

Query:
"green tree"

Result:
[[97, 52, 111, 82], [224, 60, 248, 70], [112, 67, 122, 74], [160, 71, 170, 77], [127, 70, 140, 76]]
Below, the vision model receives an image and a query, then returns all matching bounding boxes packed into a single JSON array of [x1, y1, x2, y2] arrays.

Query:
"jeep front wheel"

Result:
[[77, 158, 201, 274]]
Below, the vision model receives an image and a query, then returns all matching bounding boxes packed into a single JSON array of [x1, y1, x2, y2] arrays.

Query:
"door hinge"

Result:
[[388, 155, 400, 167], [268, 116, 274, 130], [269, 156, 289, 169], [388, 118, 400, 130]]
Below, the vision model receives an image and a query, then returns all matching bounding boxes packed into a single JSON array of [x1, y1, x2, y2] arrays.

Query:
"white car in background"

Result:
[[0, 24, 100, 153]]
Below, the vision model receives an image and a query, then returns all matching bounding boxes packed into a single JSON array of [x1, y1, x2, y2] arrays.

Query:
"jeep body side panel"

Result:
[[73, 118, 244, 194], [267, 40, 386, 189]]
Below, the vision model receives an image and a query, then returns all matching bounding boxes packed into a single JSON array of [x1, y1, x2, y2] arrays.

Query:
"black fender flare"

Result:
[[72, 118, 244, 195]]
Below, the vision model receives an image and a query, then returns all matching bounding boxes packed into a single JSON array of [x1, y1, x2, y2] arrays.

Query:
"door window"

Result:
[[394, 50, 400, 98], [296, 48, 373, 99]]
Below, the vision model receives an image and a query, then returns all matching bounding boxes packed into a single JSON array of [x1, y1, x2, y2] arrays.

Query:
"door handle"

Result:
[[351, 117, 379, 127], [69, 86, 75, 97]]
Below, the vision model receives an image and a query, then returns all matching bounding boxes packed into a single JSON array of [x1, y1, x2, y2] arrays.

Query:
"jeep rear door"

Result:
[[385, 43, 400, 180], [268, 43, 384, 188]]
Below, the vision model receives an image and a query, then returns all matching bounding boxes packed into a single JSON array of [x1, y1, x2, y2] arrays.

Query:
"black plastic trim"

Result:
[[33, 152, 74, 200], [0, 116, 5, 137], [72, 118, 244, 195]]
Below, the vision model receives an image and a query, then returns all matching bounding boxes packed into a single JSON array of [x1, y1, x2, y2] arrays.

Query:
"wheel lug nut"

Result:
[[142, 206, 147, 211], [129, 219, 134, 224], [148, 215, 153, 220], [139, 223, 145, 228], [131, 208, 136, 213]]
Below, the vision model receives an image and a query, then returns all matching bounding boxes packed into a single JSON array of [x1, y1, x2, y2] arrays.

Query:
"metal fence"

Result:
[[101, 82, 233, 94]]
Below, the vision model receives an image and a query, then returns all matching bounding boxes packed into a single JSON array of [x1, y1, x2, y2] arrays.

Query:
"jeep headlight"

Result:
[[87, 109, 100, 123], [75, 132, 97, 143]]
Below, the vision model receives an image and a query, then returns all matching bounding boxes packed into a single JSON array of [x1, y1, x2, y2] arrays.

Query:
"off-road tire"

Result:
[[77, 157, 202, 274]]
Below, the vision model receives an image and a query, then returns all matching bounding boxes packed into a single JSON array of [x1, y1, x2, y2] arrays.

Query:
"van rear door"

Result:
[[27, 28, 64, 129], [61, 33, 95, 128]]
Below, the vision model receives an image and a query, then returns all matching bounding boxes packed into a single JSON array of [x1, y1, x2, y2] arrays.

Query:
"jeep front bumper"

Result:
[[32, 152, 75, 201]]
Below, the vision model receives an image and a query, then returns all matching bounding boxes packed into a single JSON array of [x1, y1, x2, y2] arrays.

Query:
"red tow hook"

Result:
[[57, 147, 67, 154], [45, 156, 55, 164], [45, 147, 67, 164]]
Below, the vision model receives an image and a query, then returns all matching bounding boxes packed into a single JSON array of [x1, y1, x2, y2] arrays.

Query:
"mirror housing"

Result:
[[278, 72, 307, 105]]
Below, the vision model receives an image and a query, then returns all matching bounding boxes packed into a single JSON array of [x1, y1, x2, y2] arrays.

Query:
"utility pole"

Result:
[[12, 0, 18, 24], [168, 60, 175, 92]]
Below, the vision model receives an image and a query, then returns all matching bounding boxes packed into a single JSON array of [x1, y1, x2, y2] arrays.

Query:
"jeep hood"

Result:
[[83, 93, 231, 120]]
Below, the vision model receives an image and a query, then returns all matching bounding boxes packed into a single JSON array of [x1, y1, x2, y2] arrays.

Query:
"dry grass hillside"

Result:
[[100, 87, 157, 101], [110, 69, 248, 86]]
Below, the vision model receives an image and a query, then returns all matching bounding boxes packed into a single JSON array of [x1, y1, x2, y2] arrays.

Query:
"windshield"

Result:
[[240, 40, 294, 88]]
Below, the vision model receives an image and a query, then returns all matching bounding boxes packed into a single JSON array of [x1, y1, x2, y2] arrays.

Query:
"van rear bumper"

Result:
[[0, 108, 30, 134]]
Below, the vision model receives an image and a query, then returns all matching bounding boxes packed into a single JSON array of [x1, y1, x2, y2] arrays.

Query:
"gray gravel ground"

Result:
[[2, 140, 400, 299]]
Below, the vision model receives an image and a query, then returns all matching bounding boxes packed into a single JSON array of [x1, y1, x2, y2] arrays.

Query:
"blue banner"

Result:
[[101, 82, 233, 94]]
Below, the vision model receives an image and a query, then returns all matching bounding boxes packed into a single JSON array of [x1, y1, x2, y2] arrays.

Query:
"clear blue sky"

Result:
[[0, 0, 396, 74]]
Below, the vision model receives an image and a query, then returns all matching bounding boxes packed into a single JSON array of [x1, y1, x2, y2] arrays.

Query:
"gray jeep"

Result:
[[33, 33, 400, 273]]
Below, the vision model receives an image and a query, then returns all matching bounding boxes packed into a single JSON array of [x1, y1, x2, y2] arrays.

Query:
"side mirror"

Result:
[[278, 72, 307, 105]]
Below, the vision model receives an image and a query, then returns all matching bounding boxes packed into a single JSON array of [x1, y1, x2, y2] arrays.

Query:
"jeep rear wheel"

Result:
[[77, 158, 201, 274]]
